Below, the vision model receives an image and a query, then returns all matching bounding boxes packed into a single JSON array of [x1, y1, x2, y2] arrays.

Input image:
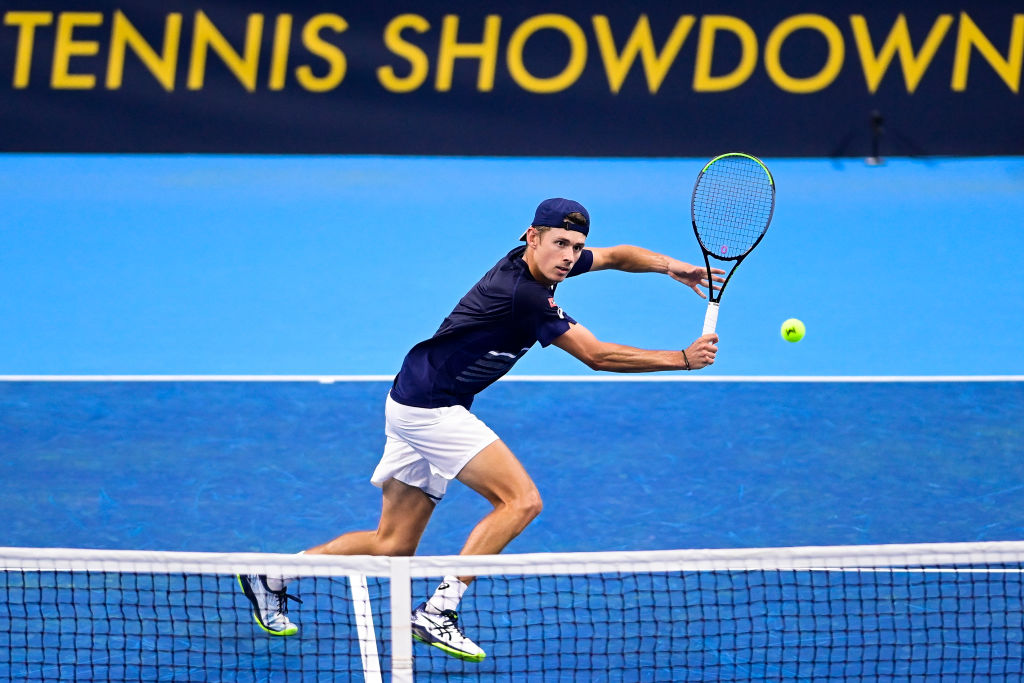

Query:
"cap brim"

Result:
[[518, 229, 528, 241]]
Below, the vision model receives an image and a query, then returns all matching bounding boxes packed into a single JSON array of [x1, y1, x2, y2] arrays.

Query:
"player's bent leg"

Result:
[[409, 442, 537, 663], [455, 439, 543, 558]]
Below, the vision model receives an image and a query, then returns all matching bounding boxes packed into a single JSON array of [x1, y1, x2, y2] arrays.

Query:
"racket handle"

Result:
[[702, 302, 719, 336]]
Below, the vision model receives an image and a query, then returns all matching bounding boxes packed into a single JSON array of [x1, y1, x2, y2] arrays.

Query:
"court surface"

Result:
[[2, 153, 1022, 679], [3, 379, 1022, 554], [1, 378, 1022, 681], [1, 155, 1022, 376]]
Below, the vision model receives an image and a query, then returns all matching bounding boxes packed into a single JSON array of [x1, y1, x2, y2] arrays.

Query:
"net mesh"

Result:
[[691, 154, 775, 260], [3, 570, 388, 682], [423, 569, 1024, 681], [3, 543, 1024, 682]]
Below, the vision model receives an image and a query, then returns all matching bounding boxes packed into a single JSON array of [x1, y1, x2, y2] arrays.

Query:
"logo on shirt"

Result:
[[548, 297, 565, 319]]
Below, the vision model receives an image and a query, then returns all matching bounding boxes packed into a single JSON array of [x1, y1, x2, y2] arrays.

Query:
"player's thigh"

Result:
[[377, 478, 436, 549], [456, 440, 540, 507]]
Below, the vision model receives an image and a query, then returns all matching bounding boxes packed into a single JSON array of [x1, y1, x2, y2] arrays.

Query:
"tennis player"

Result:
[[239, 198, 723, 660]]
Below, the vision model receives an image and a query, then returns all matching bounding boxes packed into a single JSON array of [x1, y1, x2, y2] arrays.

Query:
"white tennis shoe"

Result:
[[237, 574, 301, 636], [410, 602, 486, 662]]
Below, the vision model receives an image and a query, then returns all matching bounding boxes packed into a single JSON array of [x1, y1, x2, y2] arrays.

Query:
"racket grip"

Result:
[[702, 302, 719, 336]]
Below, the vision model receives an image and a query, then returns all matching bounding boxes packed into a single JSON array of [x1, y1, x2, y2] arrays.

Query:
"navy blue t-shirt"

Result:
[[391, 245, 594, 409]]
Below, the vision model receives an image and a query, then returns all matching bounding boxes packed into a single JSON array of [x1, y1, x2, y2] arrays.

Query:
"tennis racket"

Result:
[[691, 152, 775, 335]]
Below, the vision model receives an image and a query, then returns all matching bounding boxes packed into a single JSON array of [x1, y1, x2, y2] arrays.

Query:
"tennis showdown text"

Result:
[[3, 10, 1022, 94]]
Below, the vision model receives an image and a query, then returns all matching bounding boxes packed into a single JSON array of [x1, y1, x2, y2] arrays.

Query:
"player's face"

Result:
[[531, 228, 586, 285]]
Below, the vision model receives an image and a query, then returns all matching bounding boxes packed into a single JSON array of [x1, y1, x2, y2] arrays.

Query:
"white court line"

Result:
[[348, 574, 383, 683], [0, 375, 1021, 382]]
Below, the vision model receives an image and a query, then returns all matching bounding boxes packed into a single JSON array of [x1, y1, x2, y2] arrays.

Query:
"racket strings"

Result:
[[692, 157, 774, 259]]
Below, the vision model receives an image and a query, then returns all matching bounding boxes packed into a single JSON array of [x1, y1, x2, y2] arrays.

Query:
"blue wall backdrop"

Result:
[[1, 154, 1022, 376]]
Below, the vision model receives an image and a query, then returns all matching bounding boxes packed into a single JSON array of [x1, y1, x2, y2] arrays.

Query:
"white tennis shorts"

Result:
[[370, 393, 500, 501]]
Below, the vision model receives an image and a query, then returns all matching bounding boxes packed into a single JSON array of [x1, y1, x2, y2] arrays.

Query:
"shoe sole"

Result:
[[412, 631, 486, 662], [236, 574, 298, 637]]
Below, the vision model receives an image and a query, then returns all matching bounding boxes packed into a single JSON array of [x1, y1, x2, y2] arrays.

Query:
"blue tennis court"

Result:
[[3, 379, 1023, 554], [2, 378, 1023, 680], [1, 153, 1022, 680], [2, 155, 1023, 377]]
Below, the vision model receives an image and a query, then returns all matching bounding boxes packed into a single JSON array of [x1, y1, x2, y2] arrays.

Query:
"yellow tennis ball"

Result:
[[781, 318, 805, 342]]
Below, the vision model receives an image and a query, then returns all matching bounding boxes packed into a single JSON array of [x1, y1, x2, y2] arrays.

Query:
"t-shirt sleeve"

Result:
[[567, 249, 594, 277], [516, 283, 579, 347]]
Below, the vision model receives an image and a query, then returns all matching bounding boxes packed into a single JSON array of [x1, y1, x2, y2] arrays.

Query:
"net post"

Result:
[[389, 556, 414, 683]]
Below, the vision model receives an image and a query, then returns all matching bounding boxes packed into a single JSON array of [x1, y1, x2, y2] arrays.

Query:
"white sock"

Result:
[[425, 576, 467, 614], [266, 551, 304, 592]]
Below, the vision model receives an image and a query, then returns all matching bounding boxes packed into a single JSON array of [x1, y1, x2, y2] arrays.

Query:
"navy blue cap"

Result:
[[519, 198, 590, 241]]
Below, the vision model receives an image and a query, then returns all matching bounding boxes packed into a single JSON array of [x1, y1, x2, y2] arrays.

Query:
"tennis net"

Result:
[[2, 541, 1024, 681]]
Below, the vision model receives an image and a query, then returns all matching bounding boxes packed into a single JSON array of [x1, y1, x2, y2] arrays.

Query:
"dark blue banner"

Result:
[[1, 2, 1021, 155]]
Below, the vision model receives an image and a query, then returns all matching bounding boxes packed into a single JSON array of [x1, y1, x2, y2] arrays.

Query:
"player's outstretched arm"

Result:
[[552, 322, 718, 372], [588, 245, 725, 298]]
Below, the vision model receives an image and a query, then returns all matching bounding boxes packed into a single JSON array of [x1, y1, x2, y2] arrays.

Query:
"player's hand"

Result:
[[684, 334, 718, 369], [668, 260, 726, 299]]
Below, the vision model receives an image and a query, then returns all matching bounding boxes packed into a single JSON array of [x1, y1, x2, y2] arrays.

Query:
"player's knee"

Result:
[[513, 489, 543, 525]]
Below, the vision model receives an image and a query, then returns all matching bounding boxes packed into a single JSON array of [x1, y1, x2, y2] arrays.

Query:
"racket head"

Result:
[[691, 152, 775, 262]]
